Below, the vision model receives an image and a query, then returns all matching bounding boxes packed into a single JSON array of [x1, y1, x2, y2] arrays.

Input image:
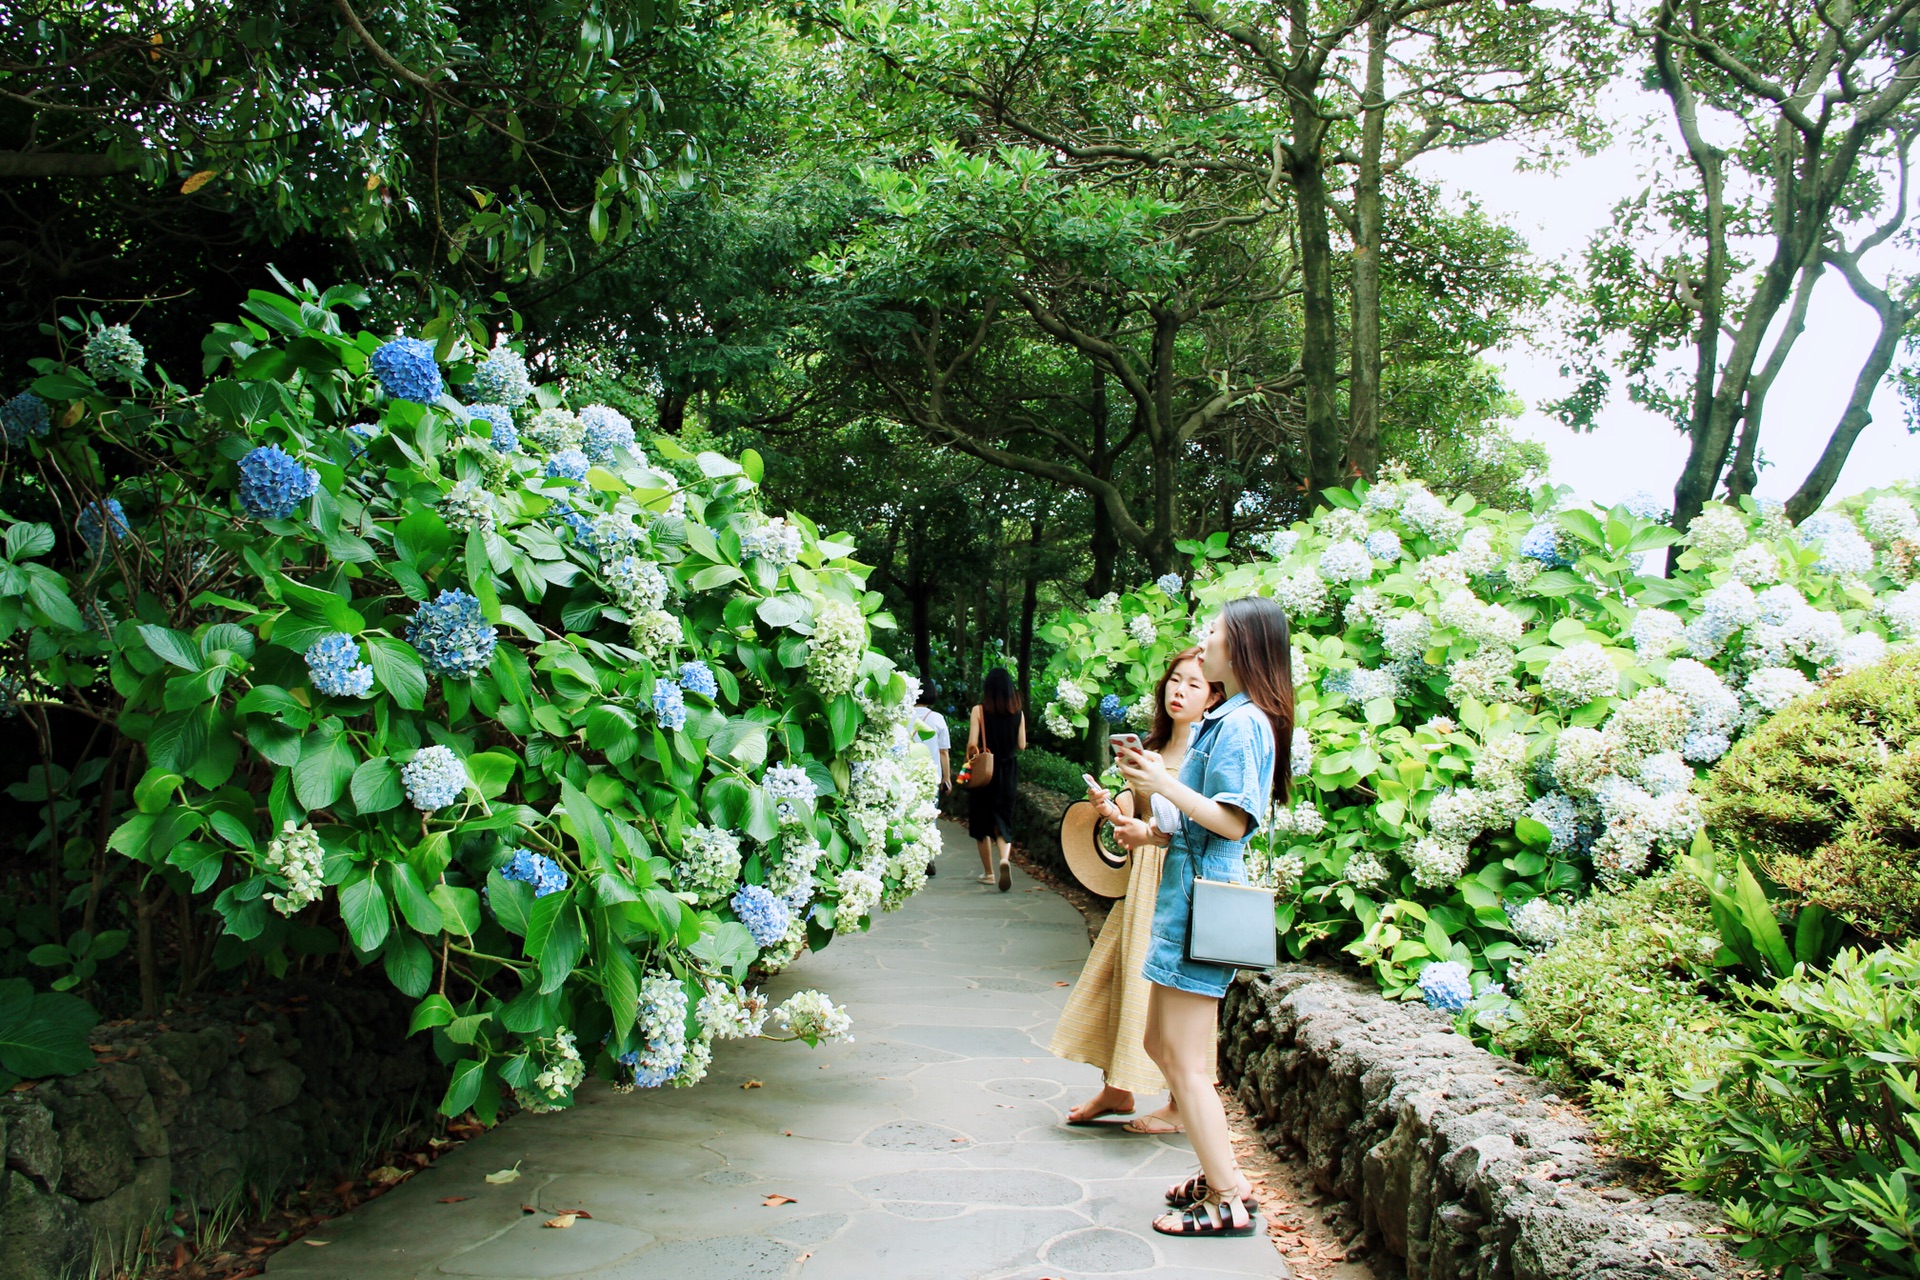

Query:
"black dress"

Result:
[[967, 708, 1022, 842]]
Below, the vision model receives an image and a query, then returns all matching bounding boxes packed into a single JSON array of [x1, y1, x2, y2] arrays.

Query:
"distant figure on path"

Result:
[[1053, 647, 1220, 1134], [967, 667, 1026, 891], [911, 686, 951, 875], [1097, 597, 1291, 1238]]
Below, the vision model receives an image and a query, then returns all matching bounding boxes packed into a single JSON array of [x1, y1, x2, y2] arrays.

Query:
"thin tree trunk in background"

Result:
[[1291, 144, 1343, 504], [1087, 366, 1118, 596], [1787, 257, 1915, 520], [657, 389, 687, 435], [1016, 517, 1046, 709], [1727, 258, 1824, 500], [1346, 7, 1388, 482]]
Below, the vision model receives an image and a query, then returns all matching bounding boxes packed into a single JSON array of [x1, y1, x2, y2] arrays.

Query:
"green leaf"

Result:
[[440, 1059, 484, 1116], [826, 694, 859, 753], [600, 934, 638, 1037], [432, 885, 481, 937], [396, 509, 453, 570], [5, 523, 54, 561], [467, 751, 518, 800], [756, 594, 808, 629], [293, 733, 356, 810], [25, 570, 84, 632], [1734, 860, 1795, 976], [704, 776, 753, 831], [0, 980, 97, 1078], [561, 780, 614, 865], [486, 871, 533, 936], [138, 624, 203, 672], [383, 931, 433, 997], [339, 873, 391, 951], [350, 757, 404, 813], [1514, 816, 1553, 851], [409, 994, 456, 1035], [689, 564, 745, 591], [368, 636, 427, 711], [388, 863, 445, 934], [492, 647, 534, 708], [133, 769, 182, 814]]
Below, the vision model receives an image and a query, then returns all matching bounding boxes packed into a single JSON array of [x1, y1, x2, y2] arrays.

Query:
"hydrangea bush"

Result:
[[2, 281, 937, 1117], [1039, 476, 1920, 1001]]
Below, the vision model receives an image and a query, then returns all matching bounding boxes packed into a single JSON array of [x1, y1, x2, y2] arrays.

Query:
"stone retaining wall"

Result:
[[1220, 967, 1740, 1280], [1, 982, 446, 1280]]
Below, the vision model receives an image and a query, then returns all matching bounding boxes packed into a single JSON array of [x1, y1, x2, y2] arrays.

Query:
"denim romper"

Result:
[[1140, 693, 1277, 998]]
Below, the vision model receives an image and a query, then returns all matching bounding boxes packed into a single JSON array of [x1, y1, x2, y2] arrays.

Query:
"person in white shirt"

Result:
[[911, 689, 951, 875]]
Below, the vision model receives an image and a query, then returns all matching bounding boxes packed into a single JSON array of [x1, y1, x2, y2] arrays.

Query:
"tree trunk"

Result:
[[1289, 129, 1344, 505], [1087, 367, 1118, 596], [657, 389, 688, 435], [1346, 8, 1388, 482], [135, 889, 162, 1017], [1786, 293, 1913, 521], [1016, 518, 1045, 709]]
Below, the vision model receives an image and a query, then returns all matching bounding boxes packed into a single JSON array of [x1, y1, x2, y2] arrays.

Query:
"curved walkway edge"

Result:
[[267, 820, 1287, 1280]]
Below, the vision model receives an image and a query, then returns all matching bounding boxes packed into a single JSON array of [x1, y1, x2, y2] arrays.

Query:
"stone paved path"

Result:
[[269, 822, 1287, 1279]]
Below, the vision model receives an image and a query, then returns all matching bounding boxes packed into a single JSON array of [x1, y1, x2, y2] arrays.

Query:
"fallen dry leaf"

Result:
[[1053, 980, 1070, 987], [301, 1240, 331, 1247], [484, 1164, 522, 1184], [783, 1130, 793, 1136], [741, 1079, 763, 1089], [438, 1197, 471, 1204], [949, 1137, 967, 1143], [763, 1194, 796, 1206], [520, 1204, 538, 1214], [368, 1165, 407, 1184], [544, 1213, 578, 1229]]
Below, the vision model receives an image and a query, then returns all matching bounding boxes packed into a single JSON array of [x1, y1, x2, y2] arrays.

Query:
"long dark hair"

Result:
[[1144, 647, 1223, 752], [1219, 597, 1294, 801], [981, 666, 1023, 715]]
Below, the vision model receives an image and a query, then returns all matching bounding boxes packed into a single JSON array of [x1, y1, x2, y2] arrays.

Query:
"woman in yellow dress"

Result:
[[1049, 648, 1219, 1133]]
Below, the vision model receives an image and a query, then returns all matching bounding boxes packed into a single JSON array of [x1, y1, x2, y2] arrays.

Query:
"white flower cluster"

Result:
[[1257, 529, 1302, 560], [1041, 703, 1075, 736], [1318, 508, 1371, 541], [1406, 836, 1469, 890], [698, 982, 770, 1040], [1436, 590, 1522, 646], [1446, 646, 1519, 705], [1092, 592, 1120, 614], [1798, 512, 1874, 577], [1883, 584, 1920, 637], [1248, 847, 1307, 894], [834, 866, 885, 923], [1550, 726, 1613, 796], [1362, 482, 1401, 512], [1863, 495, 1919, 543], [1381, 612, 1431, 662], [1507, 898, 1573, 948], [1746, 584, 1845, 669], [763, 763, 817, 823], [808, 601, 867, 696], [740, 516, 804, 565], [1684, 504, 1749, 559], [1727, 544, 1780, 585], [1630, 608, 1684, 658], [1272, 569, 1331, 616], [1742, 666, 1816, 720], [520, 1028, 585, 1113], [1591, 776, 1703, 885], [1503, 557, 1543, 590], [1318, 540, 1374, 583], [606, 556, 669, 615], [1664, 658, 1740, 763], [1344, 849, 1392, 890], [1055, 678, 1089, 713], [1398, 485, 1465, 542], [1601, 687, 1690, 763], [674, 824, 743, 904], [439, 481, 495, 535], [1345, 588, 1389, 631], [848, 756, 913, 835], [524, 408, 583, 453], [773, 989, 853, 1043], [1128, 613, 1158, 646], [1266, 800, 1327, 837], [768, 829, 824, 902], [1458, 527, 1503, 577], [1414, 552, 1471, 589], [629, 608, 682, 664], [1541, 642, 1619, 708], [264, 821, 325, 916]]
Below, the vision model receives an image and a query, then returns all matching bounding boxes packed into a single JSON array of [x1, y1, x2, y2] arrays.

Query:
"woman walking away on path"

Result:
[[967, 667, 1026, 891], [1053, 648, 1219, 1134], [1096, 597, 1290, 1238]]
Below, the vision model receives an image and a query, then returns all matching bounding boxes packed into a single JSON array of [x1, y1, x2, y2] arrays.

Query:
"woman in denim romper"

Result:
[[1096, 597, 1292, 1238]]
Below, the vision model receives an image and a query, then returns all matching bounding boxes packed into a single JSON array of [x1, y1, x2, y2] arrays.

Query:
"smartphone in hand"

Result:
[[1109, 733, 1143, 755]]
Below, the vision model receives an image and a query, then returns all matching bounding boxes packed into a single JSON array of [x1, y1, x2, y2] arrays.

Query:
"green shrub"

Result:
[[1497, 871, 1731, 1176], [1021, 747, 1087, 797], [1703, 652, 1920, 944], [1682, 942, 1920, 1278]]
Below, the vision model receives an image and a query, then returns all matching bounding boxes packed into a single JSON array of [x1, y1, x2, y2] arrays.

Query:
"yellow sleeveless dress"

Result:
[[1047, 783, 1168, 1093]]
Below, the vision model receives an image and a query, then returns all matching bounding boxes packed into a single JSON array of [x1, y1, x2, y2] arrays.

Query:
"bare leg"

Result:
[[1067, 1082, 1135, 1123], [1143, 983, 1247, 1222], [976, 837, 994, 879]]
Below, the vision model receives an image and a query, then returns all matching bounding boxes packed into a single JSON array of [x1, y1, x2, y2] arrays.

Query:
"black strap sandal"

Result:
[[1152, 1188, 1256, 1238], [1165, 1173, 1258, 1213]]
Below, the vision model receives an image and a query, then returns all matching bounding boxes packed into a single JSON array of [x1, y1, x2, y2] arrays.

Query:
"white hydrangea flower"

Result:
[[1833, 630, 1890, 673], [264, 821, 325, 916], [1602, 687, 1691, 763], [1399, 485, 1466, 542], [1382, 612, 1432, 662], [1055, 678, 1089, 713], [1406, 837, 1469, 890], [1458, 526, 1504, 577], [1344, 849, 1391, 890], [1446, 646, 1519, 706], [1273, 570, 1331, 616], [1728, 543, 1780, 585], [1638, 752, 1692, 796], [1743, 666, 1815, 717], [1318, 539, 1374, 583], [1746, 589, 1844, 669], [834, 867, 884, 923], [1504, 557, 1543, 590], [1630, 609, 1684, 658], [1863, 494, 1920, 544], [1092, 592, 1121, 614], [807, 600, 867, 697], [1361, 483, 1402, 512], [1471, 732, 1530, 789], [1436, 590, 1522, 646], [1882, 584, 1920, 637], [1541, 641, 1620, 708], [1344, 588, 1390, 631], [772, 990, 853, 1043], [1041, 702, 1074, 737], [1427, 790, 1487, 844], [1127, 613, 1158, 646], [1551, 726, 1614, 796], [698, 982, 771, 1040], [1684, 504, 1749, 558], [675, 825, 743, 904], [1257, 529, 1302, 560], [1317, 508, 1371, 541], [1413, 552, 1470, 588], [1507, 898, 1573, 948]]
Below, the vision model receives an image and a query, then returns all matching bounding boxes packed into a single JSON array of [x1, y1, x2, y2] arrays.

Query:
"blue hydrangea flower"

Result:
[[502, 847, 569, 897], [237, 445, 320, 520], [782, 881, 814, 917], [1418, 960, 1472, 1012], [678, 661, 718, 698], [1156, 572, 1184, 597], [653, 680, 687, 730], [1099, 694, 1127, 722], [579, 405, 636, 463], [1525, 793, 1580, 854], [549, 499, 595, 544], [1, 392, 50, 446], [1365, 529, 1402, 562], [618, 1045, 684, 1089], [346, 422, 378, 459], [75, 499, 129, 553], [466, 404, 519, 452], [470, 344, 533, 407], [304, 632, 374, 698], [731, 884, 791, 948], [545, 450, 589, 484], [1291, 726, 1311, 778], [1620, 491, 1668, 521], [1518, 521, 1573, 569], [370, 337, 444, 403], [401, 745, 467, 811], [406, 589, 497, 678]]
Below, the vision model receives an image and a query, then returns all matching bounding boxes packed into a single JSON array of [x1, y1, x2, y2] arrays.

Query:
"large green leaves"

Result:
[[0, 980, 97, 1081]]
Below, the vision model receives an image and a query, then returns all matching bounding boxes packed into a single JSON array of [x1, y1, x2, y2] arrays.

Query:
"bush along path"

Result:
[[262, 820, 1291, 1280]]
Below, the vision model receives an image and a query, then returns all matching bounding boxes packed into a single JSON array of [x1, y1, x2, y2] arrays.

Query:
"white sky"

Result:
[[1413, 96, 1920, 509]]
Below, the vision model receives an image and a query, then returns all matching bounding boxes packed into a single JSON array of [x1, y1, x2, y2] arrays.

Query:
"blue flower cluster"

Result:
[[502, 848, 569, 897], [346, 422, 378, 459], [550, 499, 595, 544], [679, 661, 718, 698], [1620, 491, 1668, 521], [1, 392, 50, 446], [1156, 572, 1184, 597], [1291, 726, 1311, 778], [238, 445, 320, 520], [406, 589, 497, 677], [370, 337, 444, 403], [1099, 693, 1127, 722], [305, 632, 374, 697], [1517, 521, 1573, 569], [76, 498, 129, 553], [471, 344, 533, 407], [731, 884, 791, 948], [579, 405, 636, 463], [653, 680, 687, 730], [401, 745, 467, 811], [1525, 792, 1581, 854], [466, 404, 519, 452], [546, 449, 589, 484], [1418, 960, 1472, 1012]]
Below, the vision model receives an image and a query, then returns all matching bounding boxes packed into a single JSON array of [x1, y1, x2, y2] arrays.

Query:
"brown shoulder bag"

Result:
[[964, 708, 996, 789]]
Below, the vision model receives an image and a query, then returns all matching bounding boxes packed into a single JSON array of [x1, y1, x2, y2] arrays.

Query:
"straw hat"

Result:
[[1060, 799, 1133, 899]]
